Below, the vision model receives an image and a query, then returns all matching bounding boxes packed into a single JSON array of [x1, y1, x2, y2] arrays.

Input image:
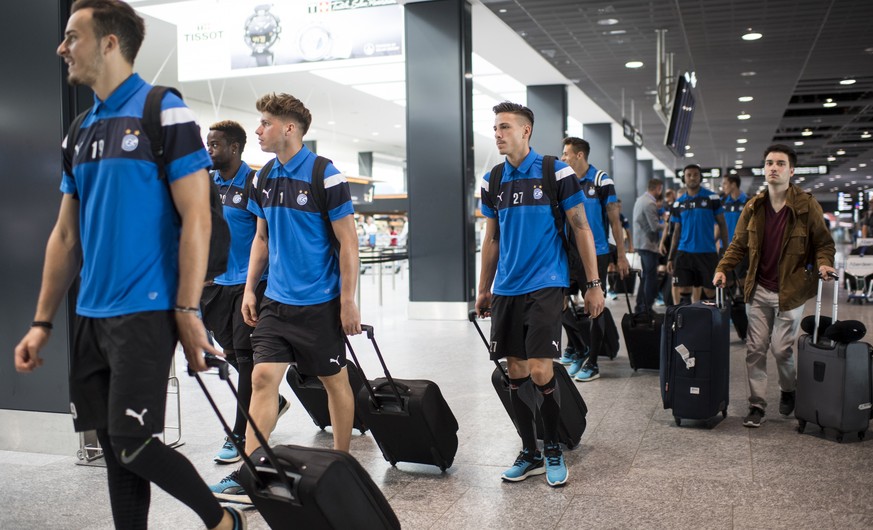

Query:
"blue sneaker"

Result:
[[209, 470, 251, 504], [543, 443, 568, 487], [559, 347, 577, 365], [567, 349, 589, 377], [214, 434, 243, 464], [501, 449, 545, 482], [575, 362, 600, 382], [607, 290, 618, 300], [223, 506, 248, 530]]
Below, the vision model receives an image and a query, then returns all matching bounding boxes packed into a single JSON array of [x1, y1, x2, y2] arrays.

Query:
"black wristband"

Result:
[[585, 279, 602, 290], [32, 321, 53, 330]]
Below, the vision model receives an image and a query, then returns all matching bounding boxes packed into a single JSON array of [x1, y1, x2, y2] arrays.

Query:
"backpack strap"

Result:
[[594, 169, 607, 187], [539, 155, 570, 252], [65, 108, 91, 159], [255, 158, 276, 203], [142, 85, 183, 180], [308, 156, 340, 252], [487, 163, 505, 239]]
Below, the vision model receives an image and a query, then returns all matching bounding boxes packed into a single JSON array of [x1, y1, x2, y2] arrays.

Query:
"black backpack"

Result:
[[67, 86, 230, 282], [255, 155, 340, 254], [487, 155, 584, 279]]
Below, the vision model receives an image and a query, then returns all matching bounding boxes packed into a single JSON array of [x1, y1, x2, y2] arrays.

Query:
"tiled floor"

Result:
[[3, 258, 872, 529]]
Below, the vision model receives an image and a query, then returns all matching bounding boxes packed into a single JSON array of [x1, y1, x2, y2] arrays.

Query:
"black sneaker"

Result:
[[742, 407, 765, 428], [779, 391, 796, 416]]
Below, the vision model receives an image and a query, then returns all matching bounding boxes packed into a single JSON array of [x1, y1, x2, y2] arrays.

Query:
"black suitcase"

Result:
[[285, 361, 369, 434], [189, 357, 400, 530], [620, 273, 662, 371], [796, 275, 873, 442], [608, 270, 637, 294], [660, 287, 730, 426], [346, 325, 458, 471], [469, 311, 587, 449], [561, 301, 591, 355]]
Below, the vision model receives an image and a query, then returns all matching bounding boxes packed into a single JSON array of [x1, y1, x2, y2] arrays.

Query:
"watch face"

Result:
[[244, 8, 280, 53], [298, 24, 331, 62]]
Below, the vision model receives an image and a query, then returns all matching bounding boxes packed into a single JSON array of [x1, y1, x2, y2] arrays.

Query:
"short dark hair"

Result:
[[209, 120, 247, 152], [724, 173, 741, 188], [72, 0, 145, 64], [648, 178, 663, 192], [764, 143, 797, 168], [680, 164, 701, 183], [563, 137, 590, 159], [492, 101, 534, 130], [256, 93, 313, 135]]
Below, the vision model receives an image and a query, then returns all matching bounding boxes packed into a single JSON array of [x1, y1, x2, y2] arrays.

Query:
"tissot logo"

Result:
[[184, 24, 223, 42]]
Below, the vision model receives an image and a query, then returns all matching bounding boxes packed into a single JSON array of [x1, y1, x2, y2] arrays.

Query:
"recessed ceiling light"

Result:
[[851, 168, 858, 171], [837, 149, 846, 155], [609, 29, 627, 35], [862, 131, 872, 139], [736, 147, 746, 152], [598, 18, 619, 25], [371, 132, 379, 136], [742, 30, 763, 41], [737, 113, 751, 120], [625, 61, 644, 69], [794, 141, 804, 146], [735, 160, 744, 165], [499, 8, 507, 13], [828, 156, 836, 161], [801, 129, 813, 136], [685, 145, 691, 150], [735, 164, 743, 169], [327, 120, 336, 125], [823, 98, 837, 108], [840, 78, 856, 85], [685, 152, 695, 158], [738, 96, 754, 102], [737, 138, 748, 144], [860, 163, 868, 167], [740, 71, 756, 77], [394, 124, 401, 128]]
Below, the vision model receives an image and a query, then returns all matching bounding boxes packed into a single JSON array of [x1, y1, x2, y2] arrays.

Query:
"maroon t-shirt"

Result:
[[757, 201, 790, 292]]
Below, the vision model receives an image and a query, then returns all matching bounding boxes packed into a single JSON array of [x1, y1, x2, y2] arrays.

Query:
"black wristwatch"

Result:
[[585, 279, 602, 290], [244, 4, 281, 66]]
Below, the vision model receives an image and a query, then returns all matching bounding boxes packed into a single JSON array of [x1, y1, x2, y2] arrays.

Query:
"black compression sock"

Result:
[[536, 376, 561, 446], [508, 376, 538, 454], [110, 435, 224, 528], [232, 354, 254, 437]]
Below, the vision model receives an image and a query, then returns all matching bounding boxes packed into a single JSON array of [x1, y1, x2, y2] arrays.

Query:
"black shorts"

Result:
[[251, 296, 346, 376], [201, 280, 267, 358], [69, 311, 176, 437], [490, 287, 563, 361], [673, 251, 719, 288]]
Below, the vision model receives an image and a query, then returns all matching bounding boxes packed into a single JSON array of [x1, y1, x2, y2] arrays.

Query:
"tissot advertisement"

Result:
[[175, 1, 403, 82]]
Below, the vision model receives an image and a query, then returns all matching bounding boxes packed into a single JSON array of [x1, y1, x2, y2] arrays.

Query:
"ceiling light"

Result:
[[736, 147, 746, 152], [740, 71, 756, 77], [737, 113, 751, 120], [352, 139, 359, 143], [823, 98, 837, 108], [862, 131, 872, 139], [837, 149, 846, 155], [840, 78, 856, 85], [609, 29, 627, 35], [735, 164, 743, 169], [794, 141, 804, 146], [851, 168, 858, 171], [498, 8, 507, 13], [625, 61, 644, 69], [860, 163, 868, 168], [371, 132, 379, 136], [394, 124, 401, 128], [598, 18, 619, 25], [738, 96, 754, 102], [327, 120, 336, 125], [737, 138, 748, 144], [735, 160, 744, 165], [742, 30, 763, 41], [828, 156, 836, 161], [801, 129, 813, 136], [685, 152, 695, 158]]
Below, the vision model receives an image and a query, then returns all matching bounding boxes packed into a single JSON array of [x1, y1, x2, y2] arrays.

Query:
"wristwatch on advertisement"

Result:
[[244, 4, 281, 66], [298, 22, 332, 62]]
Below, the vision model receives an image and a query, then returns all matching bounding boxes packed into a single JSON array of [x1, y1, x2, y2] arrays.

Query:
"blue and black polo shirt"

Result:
[[578, 165, 616, 256], [670, 191, 724, 254], [247, 145, 353, 306], [480, 148, 585, 296], [60, 73, 212, 318], [722, 192, 748, 243], [213, 161, 264, 286]]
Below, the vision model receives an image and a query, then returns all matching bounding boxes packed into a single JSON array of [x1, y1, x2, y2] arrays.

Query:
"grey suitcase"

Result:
[[796, 274, 873, 442]]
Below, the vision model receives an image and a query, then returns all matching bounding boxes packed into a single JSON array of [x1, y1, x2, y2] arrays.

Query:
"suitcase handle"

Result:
[[344, 325, 407, 412], [188, 356, 301, 504], [813, 271, 840, 344], [622, 269, 641, 315], [468, 309, 511, 384]]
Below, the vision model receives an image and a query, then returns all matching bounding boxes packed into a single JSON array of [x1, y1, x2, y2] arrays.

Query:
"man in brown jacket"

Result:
[[713, 144, 835, 428]]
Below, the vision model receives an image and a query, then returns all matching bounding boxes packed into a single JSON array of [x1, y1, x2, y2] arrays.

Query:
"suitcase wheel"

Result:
[[390, 459, 397, 467], [721, 409, 727, 418], [674, 416, 681, 426], [836, 433, 843, 443], [859, 431, 866, 441], [796, 420, 806, 433]]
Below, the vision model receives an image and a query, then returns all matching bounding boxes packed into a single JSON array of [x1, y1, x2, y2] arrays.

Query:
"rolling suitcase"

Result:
[[561, 301, 591, 355], [796, 274, 873, 442], [620, 273, 663, 371], [660, 286, 730, 426], [346, 325, 458, 471], [189, 357, 400, 530], [469, 310, 587, 449], [285, 361, 369, 434]]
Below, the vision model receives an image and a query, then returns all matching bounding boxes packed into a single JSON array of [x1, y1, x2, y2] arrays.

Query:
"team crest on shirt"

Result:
[[533, 186, 543, 200], [121, 133, 139, 152], [232, 193, 243, 204], [701, 200, 708, 207], [588, 187, 596, 196], [297, 192, 309, 206]]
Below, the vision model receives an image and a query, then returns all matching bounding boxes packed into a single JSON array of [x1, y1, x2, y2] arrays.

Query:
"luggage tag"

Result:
[[675, 344, 694, 369]]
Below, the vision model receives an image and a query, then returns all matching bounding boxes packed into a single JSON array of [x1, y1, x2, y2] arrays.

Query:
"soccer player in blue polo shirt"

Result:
[[667, 164, 729, 303], [475, 102, 604, 487], [720, 173, 749, 286], [14, 1, 243, 529], [208, 92, 362, 504], [559, 137, 629, 382]]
